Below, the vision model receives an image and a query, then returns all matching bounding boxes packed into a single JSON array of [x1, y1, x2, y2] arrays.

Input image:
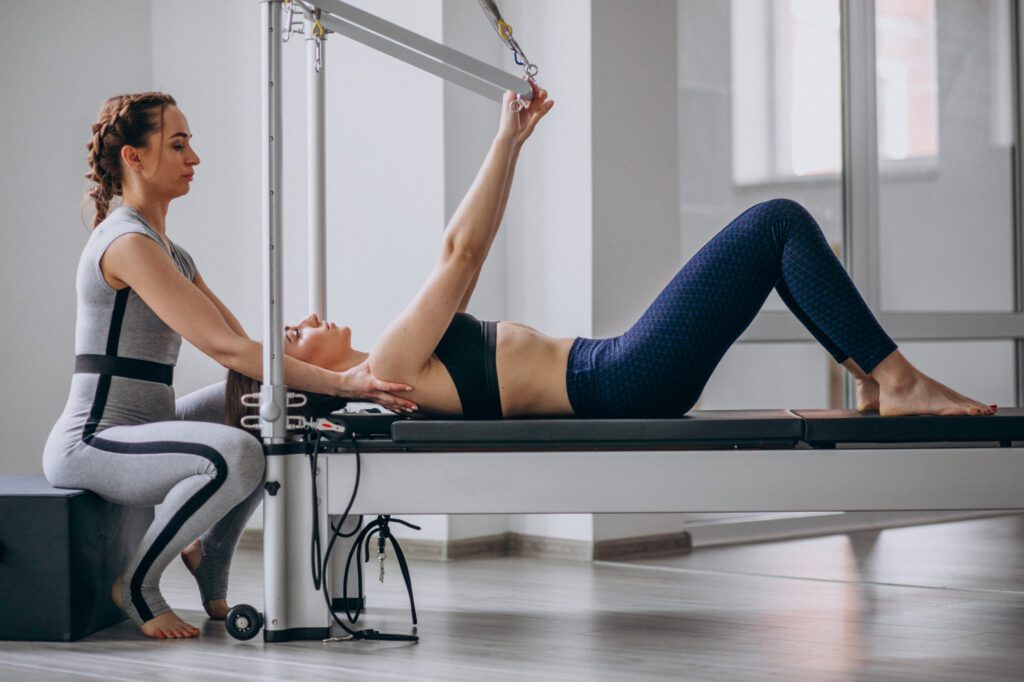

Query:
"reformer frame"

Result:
[[256, 0, 1024, 643]]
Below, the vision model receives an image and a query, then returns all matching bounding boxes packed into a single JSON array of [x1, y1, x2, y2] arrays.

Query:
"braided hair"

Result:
[[84, 92, 177, 229]]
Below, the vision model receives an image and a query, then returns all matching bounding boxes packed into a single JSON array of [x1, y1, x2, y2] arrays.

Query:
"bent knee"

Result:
[[213, 432, 265, 493], [761, 197, 815, 227]]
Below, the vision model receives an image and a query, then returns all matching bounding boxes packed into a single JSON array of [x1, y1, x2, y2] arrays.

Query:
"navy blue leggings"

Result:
[[565, 199, 898, 418]]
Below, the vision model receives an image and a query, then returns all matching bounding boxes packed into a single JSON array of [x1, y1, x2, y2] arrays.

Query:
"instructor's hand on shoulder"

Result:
[[336, 359, 419, 415], [498, 79, 554, 149]]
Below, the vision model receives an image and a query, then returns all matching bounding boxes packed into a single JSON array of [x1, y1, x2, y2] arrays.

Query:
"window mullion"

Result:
[[841, 0, 880, 309], [1012, 0, 1024, 406]]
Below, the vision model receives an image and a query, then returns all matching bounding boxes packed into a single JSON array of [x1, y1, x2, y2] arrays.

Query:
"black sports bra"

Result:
[[433, 313, 503, 419]]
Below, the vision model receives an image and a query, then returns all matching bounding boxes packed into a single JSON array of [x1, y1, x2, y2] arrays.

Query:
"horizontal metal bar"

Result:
[[740, 311, 1024, 343], [309, 0, 531, 102], [324, 446, 1024, 514]]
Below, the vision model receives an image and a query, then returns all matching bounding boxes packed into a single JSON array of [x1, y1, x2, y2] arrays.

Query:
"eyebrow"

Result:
[[170, 132, 192, 139]]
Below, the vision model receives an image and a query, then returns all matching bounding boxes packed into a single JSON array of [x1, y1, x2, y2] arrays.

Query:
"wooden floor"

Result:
[[5, 515, 1024, 681]]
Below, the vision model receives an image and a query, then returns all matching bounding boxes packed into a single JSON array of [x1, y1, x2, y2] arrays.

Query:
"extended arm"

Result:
[[456, 83, 550, 313], [101, 235, 415, 410], [370, 85, 554, 382], [456, 144, 521, 314]]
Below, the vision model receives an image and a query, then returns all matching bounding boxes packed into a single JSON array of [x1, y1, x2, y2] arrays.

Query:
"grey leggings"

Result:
[[48, 382, 263, 625]]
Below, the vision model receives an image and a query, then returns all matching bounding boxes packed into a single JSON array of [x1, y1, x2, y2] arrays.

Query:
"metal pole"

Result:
[[1013, 0, 1024, 407], [261, 0, 286, 442], [307, 10, 327, 318], [840, 0, 880, 409]]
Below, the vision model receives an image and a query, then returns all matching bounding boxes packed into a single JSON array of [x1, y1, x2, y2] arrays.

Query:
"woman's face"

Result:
[[130, 105, 200, 198], [283, 313, 353, 369]]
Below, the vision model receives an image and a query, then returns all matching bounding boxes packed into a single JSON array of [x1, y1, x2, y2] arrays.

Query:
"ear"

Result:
[[120, 145, 143, 173]]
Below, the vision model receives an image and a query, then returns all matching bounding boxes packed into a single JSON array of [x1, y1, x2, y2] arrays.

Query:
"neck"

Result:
[[120, 190, 169, 237], [326, 349, 369, 374]]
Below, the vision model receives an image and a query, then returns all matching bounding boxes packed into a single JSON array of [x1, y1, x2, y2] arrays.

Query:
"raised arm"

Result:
[[370, 85, 554, 382], [457, 82, 551, 313]]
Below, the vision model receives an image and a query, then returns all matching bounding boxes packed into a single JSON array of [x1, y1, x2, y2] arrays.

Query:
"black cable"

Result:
[[306, 427, 420, 642]]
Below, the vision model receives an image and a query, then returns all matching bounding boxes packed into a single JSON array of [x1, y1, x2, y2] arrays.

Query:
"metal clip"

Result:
[[240, 413, 315, 432], [240, 392, 308, 408], [283, 0, 295, 42], [323, 634, 355, 643], [312, 15, 325, 73]]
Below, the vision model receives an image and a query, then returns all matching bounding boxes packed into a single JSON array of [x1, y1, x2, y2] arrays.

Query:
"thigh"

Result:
[[59, 421, 255, 507], [175, 381, 227, 424], [617, 206, 786, 389]]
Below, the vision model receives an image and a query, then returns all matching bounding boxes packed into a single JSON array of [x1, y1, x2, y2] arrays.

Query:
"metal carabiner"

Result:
[[313, 16, 325, 73], [283, 0, 295, 43]]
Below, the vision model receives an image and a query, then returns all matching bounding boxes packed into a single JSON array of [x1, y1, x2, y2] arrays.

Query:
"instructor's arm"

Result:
[[100, 235, 417, 413]]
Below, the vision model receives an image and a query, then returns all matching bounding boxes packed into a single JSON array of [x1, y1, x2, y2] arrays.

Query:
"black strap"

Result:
[[82, 288, 131, 440], [75, 354, 174, 386], [481, 321, 502, 417]]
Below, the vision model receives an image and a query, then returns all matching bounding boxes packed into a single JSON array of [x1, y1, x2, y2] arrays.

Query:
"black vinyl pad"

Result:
[[795, 408, 1024, 444], [389, 410, 804, 445], [327, 408, 1024, 448]]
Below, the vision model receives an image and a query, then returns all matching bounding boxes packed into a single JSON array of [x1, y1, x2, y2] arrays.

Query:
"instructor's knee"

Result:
[[221, 433, 265, 494]]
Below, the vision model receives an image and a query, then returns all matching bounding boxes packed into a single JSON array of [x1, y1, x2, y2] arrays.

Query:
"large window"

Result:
[[682, 0, 1022, 411], [731, 0, 939, 185]]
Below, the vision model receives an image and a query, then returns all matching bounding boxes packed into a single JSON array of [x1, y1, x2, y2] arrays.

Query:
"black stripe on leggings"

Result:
[[82, 288, 131, 440], [87, 435, 228, 622]]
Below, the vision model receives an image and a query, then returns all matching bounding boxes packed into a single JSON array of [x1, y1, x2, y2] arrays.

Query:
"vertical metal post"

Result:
[[261, 0, 286, 442], [1013, 0, 1024, 407], [307, 10, 328, 318], [840, 0, 881, 408]]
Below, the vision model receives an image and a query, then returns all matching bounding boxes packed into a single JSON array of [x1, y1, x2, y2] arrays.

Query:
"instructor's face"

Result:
[[283, 313, 352, 369], [131, 105, 200, 199]]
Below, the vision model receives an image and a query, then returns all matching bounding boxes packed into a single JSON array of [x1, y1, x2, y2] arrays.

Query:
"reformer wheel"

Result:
[[225, 604, 263, 641]]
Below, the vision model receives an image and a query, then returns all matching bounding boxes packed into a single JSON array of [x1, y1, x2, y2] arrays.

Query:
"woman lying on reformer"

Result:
[[230, 80, 997, 423]]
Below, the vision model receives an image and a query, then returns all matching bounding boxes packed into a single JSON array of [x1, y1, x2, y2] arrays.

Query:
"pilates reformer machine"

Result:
[[233, 0, 1024, 644]]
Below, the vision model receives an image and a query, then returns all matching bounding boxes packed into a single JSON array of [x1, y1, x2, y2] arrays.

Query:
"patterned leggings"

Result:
[[565, 199, 898, 418]]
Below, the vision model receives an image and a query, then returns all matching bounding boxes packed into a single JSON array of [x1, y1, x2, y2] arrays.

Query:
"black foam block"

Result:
[[0, 475, 152, 641]]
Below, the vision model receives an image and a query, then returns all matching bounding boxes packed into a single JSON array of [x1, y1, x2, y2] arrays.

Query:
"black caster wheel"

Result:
[[225, 604, 264, 641]]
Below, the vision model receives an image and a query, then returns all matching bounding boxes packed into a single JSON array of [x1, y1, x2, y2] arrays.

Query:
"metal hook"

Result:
[[313, 16, 325, 73], [283, 0, 295, 43]]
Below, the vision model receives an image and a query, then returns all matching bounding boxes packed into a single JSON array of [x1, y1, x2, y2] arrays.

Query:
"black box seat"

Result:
[[0, 475, 151, 641]]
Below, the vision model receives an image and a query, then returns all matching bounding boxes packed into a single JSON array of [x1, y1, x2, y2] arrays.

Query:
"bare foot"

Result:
[[180, 540, 230, 620], [855, 377, 880, 412], [871, 351, 997, 417], [111, 575, 199, 639]]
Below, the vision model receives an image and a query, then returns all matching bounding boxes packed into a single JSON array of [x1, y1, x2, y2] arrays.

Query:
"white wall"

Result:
[[0, 0, 153, 474]]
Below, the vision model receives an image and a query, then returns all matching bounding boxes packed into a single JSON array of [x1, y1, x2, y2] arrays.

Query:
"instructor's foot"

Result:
[[111, 575, 199, 639], [878, 370, 996, 417], [180, 540, 230, 620]]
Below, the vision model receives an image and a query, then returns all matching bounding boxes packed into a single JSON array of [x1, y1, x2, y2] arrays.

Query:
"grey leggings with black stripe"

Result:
[[46, 382, 263, 625]]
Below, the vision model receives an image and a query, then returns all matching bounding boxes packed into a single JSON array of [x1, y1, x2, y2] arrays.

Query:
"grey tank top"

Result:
[[44, 206, 197, 459]]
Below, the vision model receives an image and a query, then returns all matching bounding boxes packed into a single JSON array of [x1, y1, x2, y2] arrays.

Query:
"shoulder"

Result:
[[169, 240, 197, 281]]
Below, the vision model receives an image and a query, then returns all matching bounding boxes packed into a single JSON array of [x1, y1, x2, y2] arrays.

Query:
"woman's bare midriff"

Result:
[[408, 321, 577, 418]]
